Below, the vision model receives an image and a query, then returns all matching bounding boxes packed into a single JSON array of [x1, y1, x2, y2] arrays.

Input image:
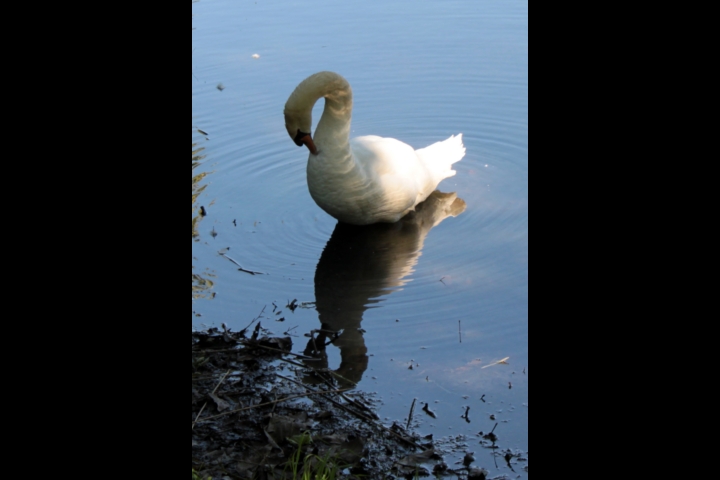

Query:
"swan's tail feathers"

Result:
[[416, 134, 466, 184]]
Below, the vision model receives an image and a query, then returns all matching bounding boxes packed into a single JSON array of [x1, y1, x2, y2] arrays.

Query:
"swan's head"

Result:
[[284, 111, 318, 155]]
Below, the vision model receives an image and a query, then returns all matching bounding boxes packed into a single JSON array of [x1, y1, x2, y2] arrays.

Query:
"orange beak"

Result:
[[299, 134, 318, 155]]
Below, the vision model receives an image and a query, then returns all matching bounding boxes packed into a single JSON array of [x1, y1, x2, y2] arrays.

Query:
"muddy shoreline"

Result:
[[192, 326, 514, 479]]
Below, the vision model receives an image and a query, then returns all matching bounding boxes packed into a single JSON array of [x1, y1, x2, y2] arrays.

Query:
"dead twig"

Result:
[[192, 369, 231, 430], [407, 398, 417, 431], [219, 252, 265, 275], [195, 388, 354, 425]]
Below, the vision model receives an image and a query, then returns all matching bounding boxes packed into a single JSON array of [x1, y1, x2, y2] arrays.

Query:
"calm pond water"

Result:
[[193, 0, 527, 475]]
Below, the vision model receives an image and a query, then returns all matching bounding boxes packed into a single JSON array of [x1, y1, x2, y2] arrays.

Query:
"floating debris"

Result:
[[218, 251, 265, 275], [423, 403, 437, 419], [482, 357, 510, 369]]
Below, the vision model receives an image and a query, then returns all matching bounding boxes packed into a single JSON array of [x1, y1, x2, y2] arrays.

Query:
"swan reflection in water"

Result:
[[303, 191, 466, 388]]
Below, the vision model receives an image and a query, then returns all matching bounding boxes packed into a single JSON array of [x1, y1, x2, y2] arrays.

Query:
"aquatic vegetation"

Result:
[[192, 142, 208, 240], [192, 141, 214, 298]]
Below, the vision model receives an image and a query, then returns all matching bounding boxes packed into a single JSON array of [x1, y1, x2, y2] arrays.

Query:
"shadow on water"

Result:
[[303, 191, 466, 388], [193, 141, 214, 299]]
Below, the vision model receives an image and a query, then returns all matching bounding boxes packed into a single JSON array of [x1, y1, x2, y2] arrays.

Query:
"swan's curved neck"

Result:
[[285, 72, 353, 156]]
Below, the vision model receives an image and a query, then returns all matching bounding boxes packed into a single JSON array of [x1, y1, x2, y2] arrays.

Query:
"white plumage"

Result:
[[284, 71, 465, 225]]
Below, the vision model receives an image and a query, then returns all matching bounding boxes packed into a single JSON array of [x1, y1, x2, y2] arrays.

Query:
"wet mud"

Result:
[[192, 325, 527, 479]]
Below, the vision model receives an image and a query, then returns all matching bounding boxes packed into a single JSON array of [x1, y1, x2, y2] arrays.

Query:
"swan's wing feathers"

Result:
[[350, 136, 427, 215], [350, 136, 416, 173]]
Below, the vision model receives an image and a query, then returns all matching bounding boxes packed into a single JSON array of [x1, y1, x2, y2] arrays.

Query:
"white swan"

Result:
[[284, 71, 465, 225]]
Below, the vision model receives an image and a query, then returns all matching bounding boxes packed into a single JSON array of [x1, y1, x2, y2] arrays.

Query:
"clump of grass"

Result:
[[285, 432, 345, 480], [192, 469, 210, 480]]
